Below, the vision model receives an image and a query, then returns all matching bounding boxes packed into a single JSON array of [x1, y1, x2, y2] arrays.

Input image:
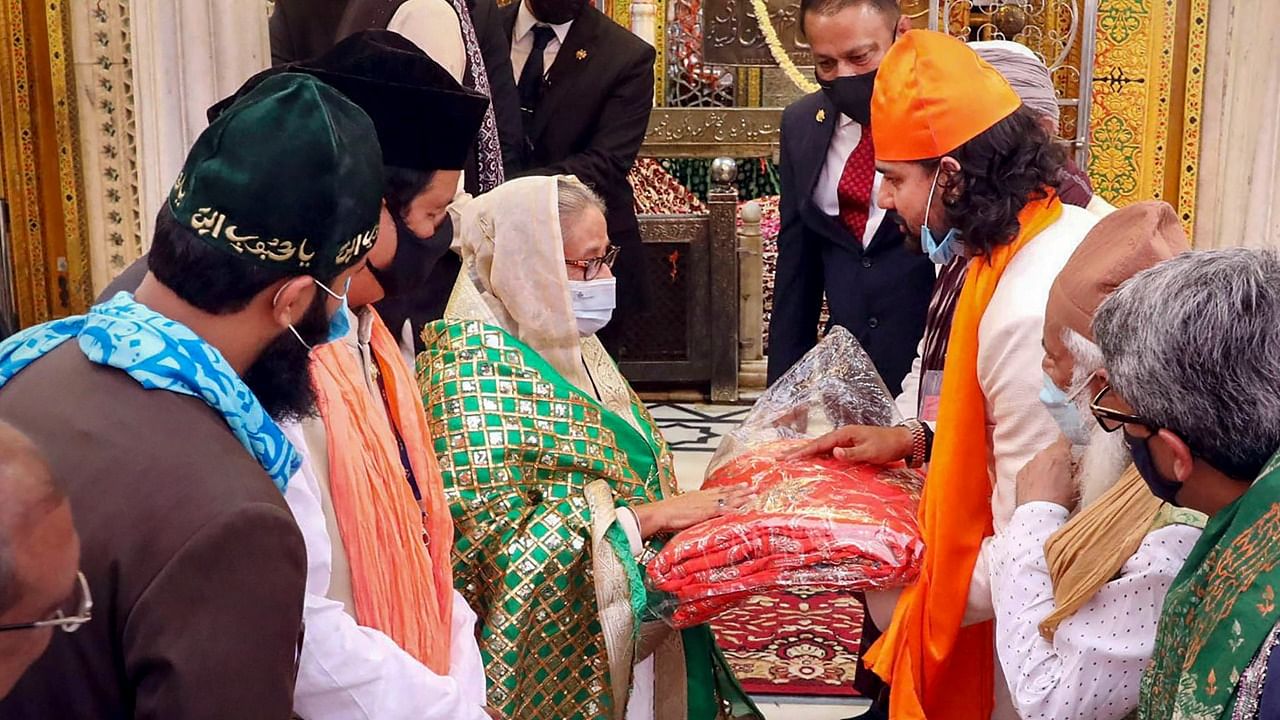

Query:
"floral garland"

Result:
[[748, 0, 818, 94]]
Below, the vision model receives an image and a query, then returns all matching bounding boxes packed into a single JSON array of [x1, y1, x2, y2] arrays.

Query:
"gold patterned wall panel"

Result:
[[1088, 0, 1208, 239], [0, 0, 93, 326]]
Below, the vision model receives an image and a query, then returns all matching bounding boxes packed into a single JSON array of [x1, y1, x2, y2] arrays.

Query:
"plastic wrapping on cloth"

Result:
[[708, 326, 903, 477], [646, 328, 925, 628]]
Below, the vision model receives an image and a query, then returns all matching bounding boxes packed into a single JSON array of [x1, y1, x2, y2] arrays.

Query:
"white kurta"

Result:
[[987, 502, 1201, 720], [966, 205, 1098, 626], [278, 309, 491, 720]]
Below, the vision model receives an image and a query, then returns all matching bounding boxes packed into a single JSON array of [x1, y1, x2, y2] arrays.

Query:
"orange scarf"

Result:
[[311, 311, 455, 675], [863, 194, 1063, 720]]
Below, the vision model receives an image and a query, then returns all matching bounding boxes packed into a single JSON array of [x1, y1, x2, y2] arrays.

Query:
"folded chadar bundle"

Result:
[[647, 439, 925, 628]]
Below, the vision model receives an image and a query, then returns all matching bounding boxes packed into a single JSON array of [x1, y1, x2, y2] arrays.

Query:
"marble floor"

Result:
[[647, 402, 751, 490], [648, 403, 873, 719], [754, 696, 870, 719]]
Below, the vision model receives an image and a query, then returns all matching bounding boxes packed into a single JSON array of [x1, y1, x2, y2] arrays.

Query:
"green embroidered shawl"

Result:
[[419, 318, 677, 719], [1140, 449, 1280, 720]]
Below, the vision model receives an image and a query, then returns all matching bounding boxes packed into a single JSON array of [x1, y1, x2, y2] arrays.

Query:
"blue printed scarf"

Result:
[[0, 292, 299, 491]]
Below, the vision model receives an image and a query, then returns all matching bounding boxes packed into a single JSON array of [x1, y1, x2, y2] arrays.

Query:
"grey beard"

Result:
[[1075, 422, 1131, 508]]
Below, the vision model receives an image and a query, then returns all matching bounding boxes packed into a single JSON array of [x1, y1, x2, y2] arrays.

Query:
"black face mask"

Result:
[[527, 0, 587, 24], [243, 290, 330, 423], [817, 69, 877, 127], [1124, 431, 1184, 506], [367, 213, 454, 300]]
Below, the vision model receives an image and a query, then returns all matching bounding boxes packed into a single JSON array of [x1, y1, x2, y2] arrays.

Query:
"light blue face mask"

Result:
[[282, 276, 352, 350], [322, 293, 352, 345], [920, 164, 961, 265], [1039, 371, 1093, 446]]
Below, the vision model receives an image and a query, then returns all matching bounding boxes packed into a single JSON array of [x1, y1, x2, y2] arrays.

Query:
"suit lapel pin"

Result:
[[576, 49, 588, 60], [816, 109, 826, 123]]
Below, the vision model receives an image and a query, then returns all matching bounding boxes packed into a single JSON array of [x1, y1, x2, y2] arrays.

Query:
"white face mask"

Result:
[[567, 277, 616, 337]]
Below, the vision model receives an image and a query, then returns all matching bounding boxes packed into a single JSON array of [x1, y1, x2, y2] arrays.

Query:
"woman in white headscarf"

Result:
[[417, 175, 760, 720]]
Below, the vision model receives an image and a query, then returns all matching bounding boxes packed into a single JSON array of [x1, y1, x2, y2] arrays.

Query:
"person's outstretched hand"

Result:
[[632, 484, 752, 537], [781, 425, 914, 465]]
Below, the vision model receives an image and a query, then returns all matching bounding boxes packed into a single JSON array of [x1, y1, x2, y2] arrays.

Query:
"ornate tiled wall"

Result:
[[1089, 0, 1209, 238]]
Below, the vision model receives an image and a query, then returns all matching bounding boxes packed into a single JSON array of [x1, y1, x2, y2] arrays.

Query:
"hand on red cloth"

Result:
[[647, 440, 924, 628]]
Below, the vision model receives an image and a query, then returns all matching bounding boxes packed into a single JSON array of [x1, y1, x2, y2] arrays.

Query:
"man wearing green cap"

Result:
[[208, 31, 502, 720], [0, 72, 384, 718]]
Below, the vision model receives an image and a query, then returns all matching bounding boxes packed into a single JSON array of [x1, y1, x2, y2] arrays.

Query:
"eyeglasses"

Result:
[[0, 572, 93, 634], [1088, 383, 1159, 434], [565, 245, 620, 281]]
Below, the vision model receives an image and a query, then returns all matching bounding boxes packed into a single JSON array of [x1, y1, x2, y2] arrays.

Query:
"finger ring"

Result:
[[717, 498, 727, 508]]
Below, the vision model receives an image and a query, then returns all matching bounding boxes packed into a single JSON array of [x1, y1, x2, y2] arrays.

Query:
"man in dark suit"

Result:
[[472, 0, 655, 330], [269, 0, 352, 65], [767, 0, 934, 397]]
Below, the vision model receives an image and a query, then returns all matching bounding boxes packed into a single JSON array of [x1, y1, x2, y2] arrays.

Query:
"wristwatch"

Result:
[[901, 418, 928, 469]]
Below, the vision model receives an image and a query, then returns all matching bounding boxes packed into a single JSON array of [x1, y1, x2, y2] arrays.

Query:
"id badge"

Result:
[[919, 369, 944, 422]]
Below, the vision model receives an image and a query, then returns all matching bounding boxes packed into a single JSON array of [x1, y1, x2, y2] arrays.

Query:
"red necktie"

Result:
[[836, 129, 875, 242]]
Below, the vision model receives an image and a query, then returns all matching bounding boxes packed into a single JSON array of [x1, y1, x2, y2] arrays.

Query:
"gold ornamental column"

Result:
[[0, 0, 94, 325]]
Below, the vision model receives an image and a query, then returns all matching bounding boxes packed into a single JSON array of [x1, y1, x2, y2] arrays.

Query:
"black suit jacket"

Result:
[[766, 91, 935, 396], [269, 0, 352, 66], [474, 0, 654, 249], [468, 0, 526, 183]]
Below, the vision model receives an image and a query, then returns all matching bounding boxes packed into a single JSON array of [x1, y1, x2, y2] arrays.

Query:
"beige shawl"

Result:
[[451, 175, 594, 392]]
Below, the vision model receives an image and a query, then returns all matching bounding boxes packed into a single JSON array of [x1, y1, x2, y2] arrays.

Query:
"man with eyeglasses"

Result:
[[0, 421, 85, 700], [0, 74, 383, 719], [1087, 246, 1280, 720], [979, 201, 1203, 720]]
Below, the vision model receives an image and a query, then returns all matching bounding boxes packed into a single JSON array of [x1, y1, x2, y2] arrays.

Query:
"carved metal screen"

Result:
[[612, 217, 712, 380], [665, 0, 735, 106]]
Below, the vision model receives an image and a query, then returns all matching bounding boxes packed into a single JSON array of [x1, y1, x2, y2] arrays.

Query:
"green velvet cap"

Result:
[[168, 72, 383, 278]]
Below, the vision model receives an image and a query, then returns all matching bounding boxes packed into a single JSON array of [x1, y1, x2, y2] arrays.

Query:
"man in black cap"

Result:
[[237, 32, 500, 720], [0, 73, 384, 719]]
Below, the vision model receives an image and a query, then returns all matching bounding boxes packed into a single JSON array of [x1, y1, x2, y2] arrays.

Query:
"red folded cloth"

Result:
[[648, 440, 924, 627]]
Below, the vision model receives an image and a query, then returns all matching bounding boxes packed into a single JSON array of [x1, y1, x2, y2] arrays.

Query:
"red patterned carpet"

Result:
[[711, 587, 864, 696]]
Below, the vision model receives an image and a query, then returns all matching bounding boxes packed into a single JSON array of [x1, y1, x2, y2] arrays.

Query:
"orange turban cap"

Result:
[[871, 30, 1023, 162]]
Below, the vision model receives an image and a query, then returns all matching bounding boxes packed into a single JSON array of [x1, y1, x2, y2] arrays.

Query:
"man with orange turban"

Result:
[[807, 30, 1100, 719]]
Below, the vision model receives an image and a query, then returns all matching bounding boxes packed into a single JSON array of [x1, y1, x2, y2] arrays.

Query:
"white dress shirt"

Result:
[[987, 502, 1201, 720], [510, 2, 572, 81], [388, 0, 466, 83], [813, 113, 886, 248], [278, 308, 490, 720]]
